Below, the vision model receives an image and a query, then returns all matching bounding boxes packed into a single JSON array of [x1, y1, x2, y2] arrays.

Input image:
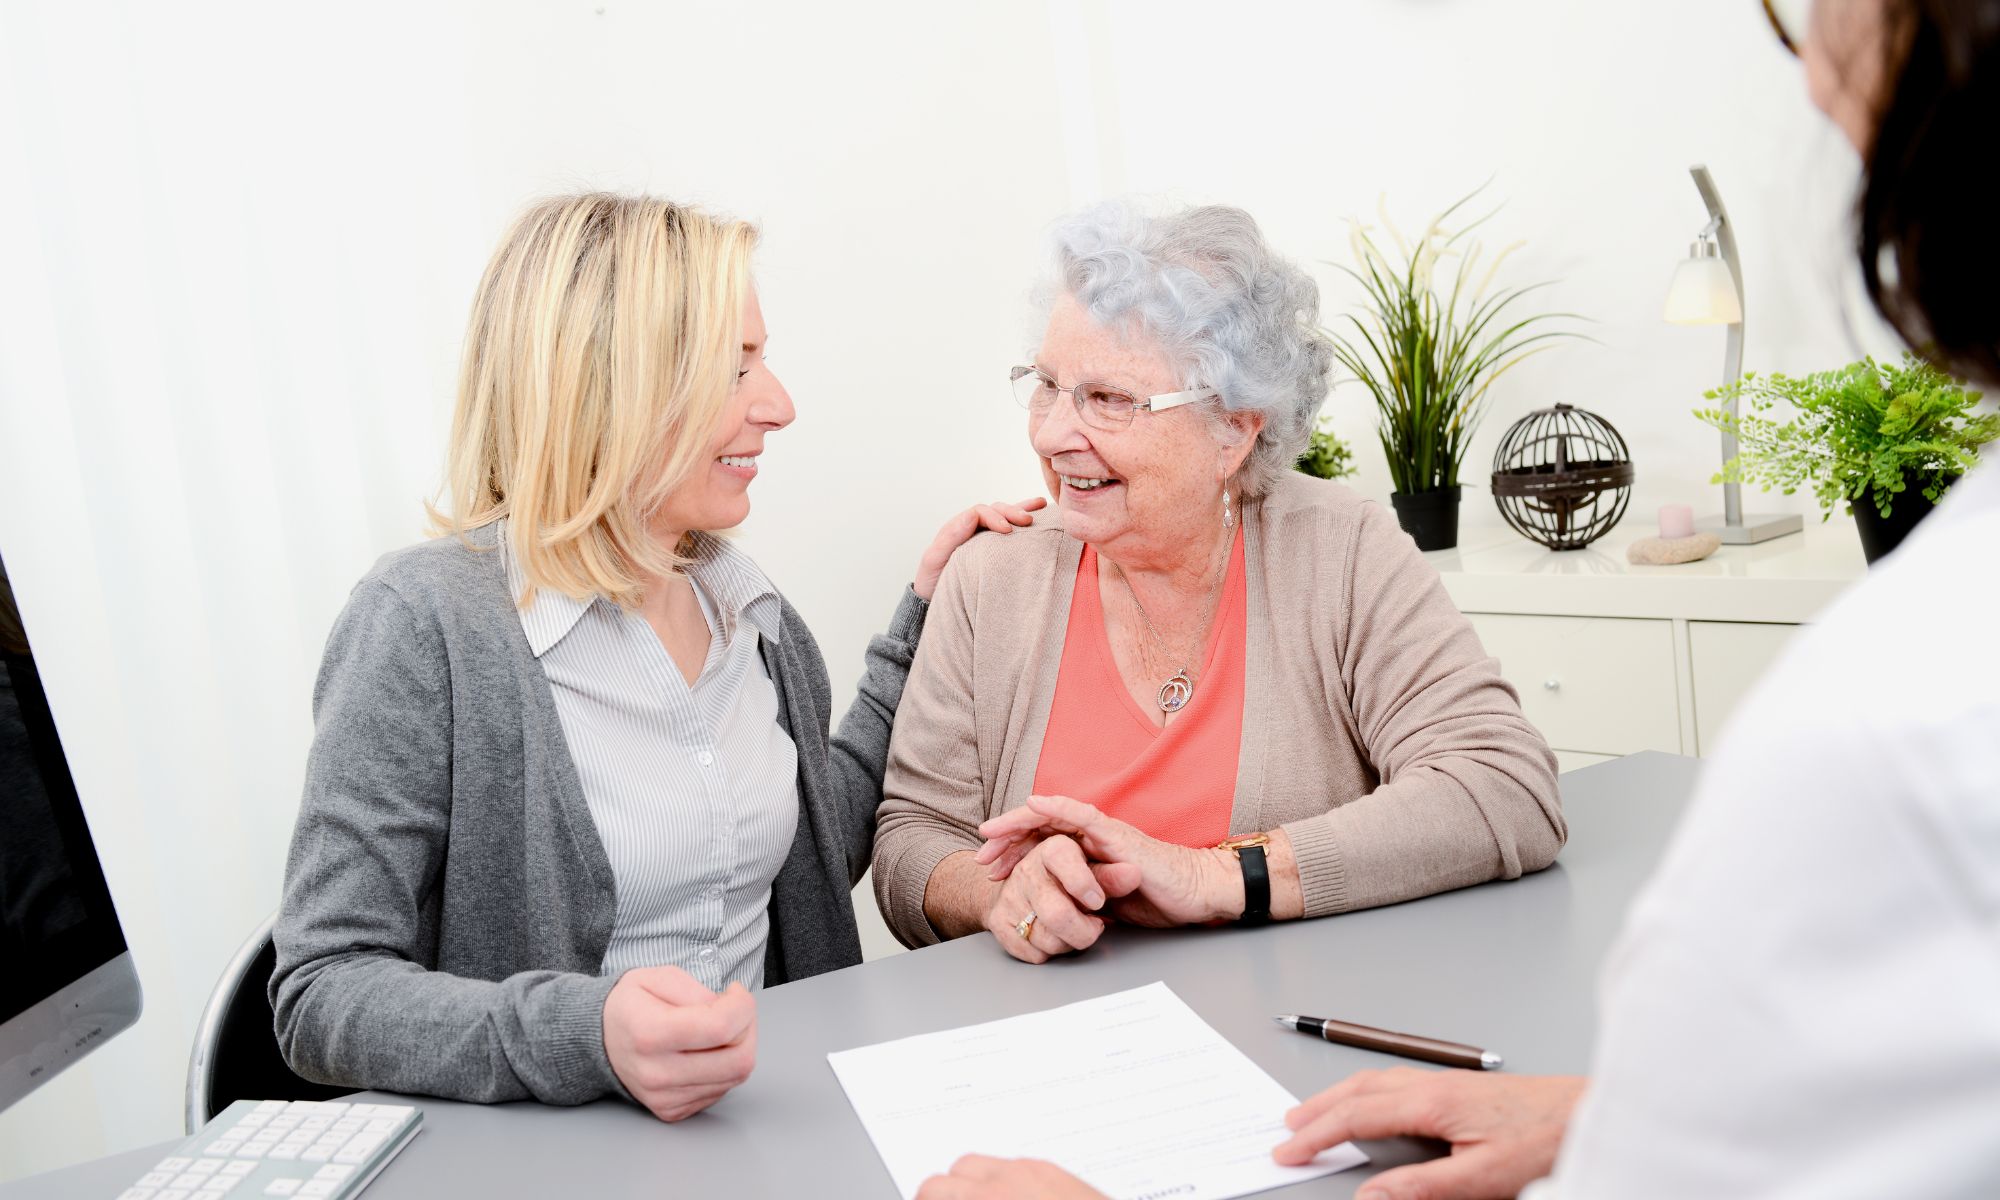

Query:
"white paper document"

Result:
[[827, 981, 1367, 1200]]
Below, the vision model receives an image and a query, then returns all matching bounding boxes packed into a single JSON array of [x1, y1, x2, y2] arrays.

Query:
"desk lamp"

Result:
[[1664, 164, 1804, 543]]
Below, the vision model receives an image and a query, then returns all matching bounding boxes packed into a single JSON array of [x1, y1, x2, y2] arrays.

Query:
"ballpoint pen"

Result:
[[1275, 1013, 1503, 1071]]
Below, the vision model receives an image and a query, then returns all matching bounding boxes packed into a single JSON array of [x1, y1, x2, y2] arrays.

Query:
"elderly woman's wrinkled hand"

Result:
[[977, 795, 1238, 929], [981, 832, 1140, 964], [915, 1155, 1108, 1200]]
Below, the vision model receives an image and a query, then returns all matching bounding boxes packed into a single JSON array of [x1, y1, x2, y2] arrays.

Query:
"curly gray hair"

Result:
[[1037, 199, 1334, 497]]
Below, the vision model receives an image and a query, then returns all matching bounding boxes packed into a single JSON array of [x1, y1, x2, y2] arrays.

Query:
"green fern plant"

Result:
[[1294, 417, 1357, 481], [1694, 353, 1997, 519]]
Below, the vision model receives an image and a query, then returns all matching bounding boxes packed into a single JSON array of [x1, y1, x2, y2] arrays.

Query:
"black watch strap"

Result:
[[1237, 844, 1270, 926]]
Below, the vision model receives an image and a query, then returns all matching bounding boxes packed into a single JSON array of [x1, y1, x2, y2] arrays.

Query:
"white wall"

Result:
[[1078, 1, 1904, 522], [0, 0, 1886, 1181]]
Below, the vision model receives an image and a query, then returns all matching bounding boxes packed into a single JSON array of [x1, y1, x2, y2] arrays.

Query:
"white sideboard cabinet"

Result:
[[1425, 516, 1869, 770]]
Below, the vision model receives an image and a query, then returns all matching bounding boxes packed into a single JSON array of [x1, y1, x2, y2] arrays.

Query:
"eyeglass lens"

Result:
[[1010, 368, 1141, 429]]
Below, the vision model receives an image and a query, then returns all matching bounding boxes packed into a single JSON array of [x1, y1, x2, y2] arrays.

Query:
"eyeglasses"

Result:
[[1762, 0, 1811, 56], [1008, 365, 1217, 431]]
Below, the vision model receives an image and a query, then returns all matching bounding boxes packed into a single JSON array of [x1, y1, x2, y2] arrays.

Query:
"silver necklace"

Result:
[[1111, 532, 1232, 713]]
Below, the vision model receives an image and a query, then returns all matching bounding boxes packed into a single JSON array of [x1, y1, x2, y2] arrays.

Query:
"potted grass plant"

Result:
[[1327, 190, 1584, 549], [1696, 352, 1997, 564]]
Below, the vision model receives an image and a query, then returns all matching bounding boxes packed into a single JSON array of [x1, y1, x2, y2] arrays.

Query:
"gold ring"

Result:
[[1014, 911, 1037, 940]]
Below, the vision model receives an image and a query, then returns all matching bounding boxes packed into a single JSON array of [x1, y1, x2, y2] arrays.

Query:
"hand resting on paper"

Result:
[[601, 966, 758, 1122], [913, 1068, 1585, 1200], [1275, 1068, 1587, 1200], [916, 1155, 1108, 1200]]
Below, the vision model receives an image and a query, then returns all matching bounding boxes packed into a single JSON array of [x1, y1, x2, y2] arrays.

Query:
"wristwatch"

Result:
[[1216, 833, 1272, 926]]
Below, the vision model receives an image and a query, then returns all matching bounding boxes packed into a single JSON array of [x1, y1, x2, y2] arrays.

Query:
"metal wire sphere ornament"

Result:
[[1490, 404, 1635, 550]]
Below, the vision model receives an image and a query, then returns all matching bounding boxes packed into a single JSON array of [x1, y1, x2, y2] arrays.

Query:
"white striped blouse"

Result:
[[500, 523, 799, 991]]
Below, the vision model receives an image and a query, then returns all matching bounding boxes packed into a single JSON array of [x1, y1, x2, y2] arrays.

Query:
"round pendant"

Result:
[[1158, 671, 1194, 713]]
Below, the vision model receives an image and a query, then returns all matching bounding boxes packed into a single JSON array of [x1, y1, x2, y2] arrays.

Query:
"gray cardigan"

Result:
[[269, 524, 925, 1105]]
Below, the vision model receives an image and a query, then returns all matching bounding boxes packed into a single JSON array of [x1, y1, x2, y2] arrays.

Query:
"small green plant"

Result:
[[1326, 187, 1586, 496], [1695, 353, 1998, 519], [1295, 417, 1357, 481]]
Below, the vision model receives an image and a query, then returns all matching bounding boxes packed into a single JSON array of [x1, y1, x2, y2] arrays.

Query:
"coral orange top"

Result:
[[1030, 529, 1247, 849]]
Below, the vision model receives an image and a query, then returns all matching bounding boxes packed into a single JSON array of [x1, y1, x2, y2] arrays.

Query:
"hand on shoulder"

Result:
[[913, 497, 1048, 601]]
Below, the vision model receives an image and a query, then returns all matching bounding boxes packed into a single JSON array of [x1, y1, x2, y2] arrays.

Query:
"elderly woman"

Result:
[[872, 201, 1563, 963]]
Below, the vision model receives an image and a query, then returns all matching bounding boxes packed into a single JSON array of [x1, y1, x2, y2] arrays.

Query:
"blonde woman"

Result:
[[270, 193, 1039, 1123]]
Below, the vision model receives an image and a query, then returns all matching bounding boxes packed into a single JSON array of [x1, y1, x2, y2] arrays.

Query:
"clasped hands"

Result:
[[974, 794, 1248, 965]]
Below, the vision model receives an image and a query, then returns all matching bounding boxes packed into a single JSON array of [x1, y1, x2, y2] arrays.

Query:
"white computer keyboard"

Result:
[[117, 1099, 422, 1199]]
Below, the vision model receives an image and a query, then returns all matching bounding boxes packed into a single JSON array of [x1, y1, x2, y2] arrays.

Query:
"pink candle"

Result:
[[1659, 504, 1695, 540]]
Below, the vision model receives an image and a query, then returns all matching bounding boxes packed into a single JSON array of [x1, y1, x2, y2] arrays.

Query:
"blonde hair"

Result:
[[431, 193, 759, 609]]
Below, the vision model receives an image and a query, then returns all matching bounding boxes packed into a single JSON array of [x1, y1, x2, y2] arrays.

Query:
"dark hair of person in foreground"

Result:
[[1861, 0, 2000, 383]]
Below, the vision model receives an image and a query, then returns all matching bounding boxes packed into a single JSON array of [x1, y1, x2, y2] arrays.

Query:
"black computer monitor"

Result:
[[1, 546, 142, 1111]]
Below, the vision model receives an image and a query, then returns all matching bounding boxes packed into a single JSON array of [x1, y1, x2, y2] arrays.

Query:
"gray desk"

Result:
[[5, 752, 1699, 1198]]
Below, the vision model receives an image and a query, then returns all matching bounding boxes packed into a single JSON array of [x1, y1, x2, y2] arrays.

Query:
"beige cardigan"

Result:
[[872, 472, 1564, 948]]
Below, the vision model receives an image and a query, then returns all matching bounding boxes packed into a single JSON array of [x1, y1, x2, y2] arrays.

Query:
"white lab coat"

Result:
[[1540, 462, 2000, 1198]]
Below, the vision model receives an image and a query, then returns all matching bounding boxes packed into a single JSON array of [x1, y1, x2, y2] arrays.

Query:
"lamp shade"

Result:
[[1663, 254, 1743, 325]]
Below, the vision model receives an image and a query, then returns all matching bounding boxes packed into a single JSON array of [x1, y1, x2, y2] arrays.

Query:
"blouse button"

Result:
[[697, 750, 715, 767]]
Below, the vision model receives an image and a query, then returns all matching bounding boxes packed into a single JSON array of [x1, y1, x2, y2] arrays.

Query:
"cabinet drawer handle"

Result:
[[1543, 678, 1561, 691]]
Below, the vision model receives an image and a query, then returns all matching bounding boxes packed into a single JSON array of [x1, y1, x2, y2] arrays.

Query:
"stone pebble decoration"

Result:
[[1625, 532, 1723, 565]]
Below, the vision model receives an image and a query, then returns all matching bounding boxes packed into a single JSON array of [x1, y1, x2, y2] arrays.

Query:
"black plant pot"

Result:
[[1390, 486, 1462, 551], [1852, 475, 1955, 565]]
